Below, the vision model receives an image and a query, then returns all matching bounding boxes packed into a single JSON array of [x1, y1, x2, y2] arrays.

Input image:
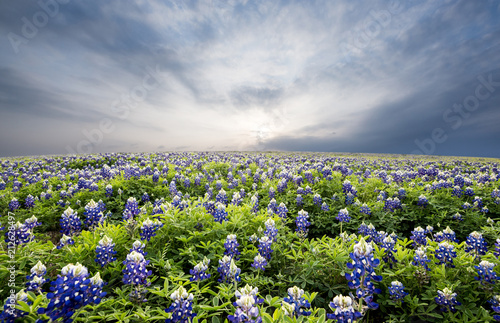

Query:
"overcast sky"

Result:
[[1, 0, 499, 157]]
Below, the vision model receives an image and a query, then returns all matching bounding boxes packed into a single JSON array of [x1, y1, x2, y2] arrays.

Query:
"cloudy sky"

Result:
[[1, 0, 499, 157]]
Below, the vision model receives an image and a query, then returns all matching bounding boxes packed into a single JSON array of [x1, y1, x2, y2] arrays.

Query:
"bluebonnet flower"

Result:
[[169, 180, 178, 196], [104, 184, 113, 197], [342, 180, 353, 194], [282, 286, 311, 317], [123, 197, 141, 221], [452, 212, 464, 221], [454, 175, 465, 187], [203, 199, 216, 215], [60, 207, 82, 236], [89, 182, 99, 192], [346, 238, 382, 310], [410, 227, 427, 247], [190, 257, 211, 282], [165, 286, 196, 323], [26, 261, 47, 293], [258, 236, 273, 260], [264, 219, 278, 242], [213, 202, 228, 223], [231, 192, 242, 206], [57, 234, 75, 249], [435, 241, 457, 268], [321, 202, 330, 212], [251, 254, 268, 271], [122, 251, 152, 303], [296, 194, 303, 207], [140, 218, 163, 242], [473, 196, 483, 209], [267, 198, 277, 214], [218, 255, 241, 284], [9, 198, 19, 212], [24, 215, 41, 230], [495, 239, 500, 258], [152, 171, 160, 183], [250, 194, 259, 214], [464, 187, 475, 196], [313, 193, 322, 206], [434, 227, 458, 243], [381, 236, 397, 267], [269, 187, 276, 199], [0, 290, 29, 322], [0, 179, 5, 191], [84, 199, 105, 229], [435, 288, 460, 313], [216, 180, 223, 191], [216, 188, 228, 205], [388, 281, 408, 303], [398, 188, 406, 199], [326, 294, 362, 323], [412, 246, 431, 271], [462, 201, 472, 209], [465, 231, 488, 258], [452, 185, 463, 198], [276, 202, 288, 220], [337, 208, 351, 223], [224, 234, 241, 260], [5, 221, 32, 246], [295, 210, 310, 239], [24, 194, 35, 208], [417, 195, 428, 207], [345, 192, 355, 205], [37, 263, 106, 323], [142, 192, 150, 202], [304, 185, 313, 195], [228, 285, 262, 323], [130, 240, 147, 256], [488, 295, 500, 321], [95, 235, 117, 268], [475, 260, 499, 286], [360, 203, 371, 215]]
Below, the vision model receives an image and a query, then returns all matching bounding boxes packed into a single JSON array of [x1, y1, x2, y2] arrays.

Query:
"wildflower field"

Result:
[[1, 152, 500, 322]]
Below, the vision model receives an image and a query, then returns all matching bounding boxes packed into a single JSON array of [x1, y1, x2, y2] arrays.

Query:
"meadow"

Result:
[[1, 152, 499, 322]]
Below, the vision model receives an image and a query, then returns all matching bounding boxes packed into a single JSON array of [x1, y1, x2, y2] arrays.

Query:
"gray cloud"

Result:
[[0, 0, 499, 157]]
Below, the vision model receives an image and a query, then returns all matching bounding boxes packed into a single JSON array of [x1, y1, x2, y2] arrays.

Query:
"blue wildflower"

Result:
[[282, 286, 311, 317], [251, 254, 268, 271], [140, 218, 163, 242], [218, 255, 241, 284], [475, 260, 499, 286], [213, 202, 228, 223], [326, 294, 362, 323], [190, 257, 211, 282], [224, 234, 241, 260], [388, 281, 408, 303], [60, 207, 82, 236], [57, 234, 75, 249], [435, 241, 457, 268], [465, 231, 488, 258], [95, 235, 117, 268], [37, 263, 106, 322], [435, 288, 460, 313], [123, 251, 152, 303], [165, 286, 196, 323], [295, 210, 310, 239]]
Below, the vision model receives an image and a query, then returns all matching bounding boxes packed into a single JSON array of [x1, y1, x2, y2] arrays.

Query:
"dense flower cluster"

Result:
[[37, 263, 106, 322], [465, 231, 488, 258], [218, 255, 241, 284], [474, 260, 499, 286], [435, 241, 457, 268], [345, 238, 382, 311], [327, 294, 362, 322], [84, 199, 105, 229], [95, 235, 117, 267], [140, 218, 164, 241], [282, 286, 311, 317], [190, 257, 211, 282], [26, 261, 48, 293], [165, 286, 196, 323], [224, 234, 241, 260], [228, 285, 262, 323], [122, 251, 152, 302], [435, 288, 461, 313], [0, 290, 29, 322], [60, 207, 82, 236], [295, 210, 310, 238], [388, 281, 408, 303]]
